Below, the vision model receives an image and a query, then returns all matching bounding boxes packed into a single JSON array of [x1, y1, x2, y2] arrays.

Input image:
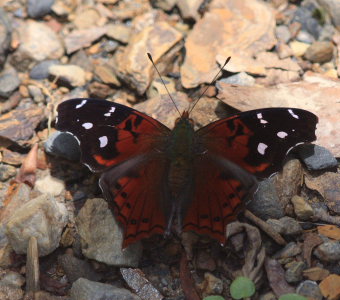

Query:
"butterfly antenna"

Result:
[[188, 57, 231, 114], [147, 53, 181, 117]]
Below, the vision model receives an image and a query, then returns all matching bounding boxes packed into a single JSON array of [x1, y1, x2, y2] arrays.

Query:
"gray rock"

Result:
[[296, 30, 315, 44], [27, 0, 55, 18], [219, 72, 255, 86], [0, 9, 12, 69], [296, 280, 323, 300], [285, 261, 306, 283], [291, 195, 314, 220], [0, 68, 20, 98], [0, 271, 25, 287], [30, 60, 60, 80], [248, 177, 285, 220], [0, 285, 23, 300], [44, 131, 81, 161], [273, 242, 302, 259], [6, 194, 68, 256], [28, 85, 44, 103], [279, 216, 303, 236], [298, 144, 338, 170], [275, 25, 291, 43], [49, 65, 87, 87], [314, 241, 340, 262], [58, 254, 101, 283], [317, 0, 340, 30], [71, 278, 141, 300], [76, 198, 142, 267], [0, 164, 17, 181]]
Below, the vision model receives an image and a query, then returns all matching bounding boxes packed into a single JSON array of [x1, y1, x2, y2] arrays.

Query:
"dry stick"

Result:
[[244, 209, 287, 246]]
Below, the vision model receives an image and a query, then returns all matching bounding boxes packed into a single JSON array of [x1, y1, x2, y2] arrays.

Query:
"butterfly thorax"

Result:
[[166, 114, 196, 198]]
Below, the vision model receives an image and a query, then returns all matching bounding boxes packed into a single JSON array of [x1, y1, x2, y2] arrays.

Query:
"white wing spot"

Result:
[[257, 143, 268, 155], [257, 112, 268, 124], [99, 136, 108, 148], [257, 113, 262, 119], [104, 106, 116, 117], [277, 131, 288, 138], [82, 122, 93, 129], [76, 119, 79, 122], [76, 99, 87, 109], [260, 119, 268, 124], [288, 109, 299, 119]]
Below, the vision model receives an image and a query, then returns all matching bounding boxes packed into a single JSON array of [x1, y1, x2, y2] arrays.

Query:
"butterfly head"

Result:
[[174, 110, 194, 128]]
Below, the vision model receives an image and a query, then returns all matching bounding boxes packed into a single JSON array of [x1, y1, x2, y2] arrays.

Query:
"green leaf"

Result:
[[279, 294, 308, 300], [230, 277, 256, 299], [203, 296, 225, 300]]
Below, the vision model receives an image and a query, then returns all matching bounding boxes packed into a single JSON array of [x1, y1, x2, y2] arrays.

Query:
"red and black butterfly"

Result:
[[56, 98, 317, 247]]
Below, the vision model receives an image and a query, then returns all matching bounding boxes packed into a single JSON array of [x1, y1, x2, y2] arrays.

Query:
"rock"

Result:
[[69, 50, 93, 72], [94, 64, 121, 86], [0, 285, 23, 300], [28, 85, 44, 103], [317, 0, 340, 30], [70, 278, 141, 300], [115, 18, 183, 94], [0, 271, 25, 287], [0, 68, 20, 98], [73, 8, 101, 29], [11, 20, 63, 71], [279, 216, 303, 236], [304, 41, 334, 63], [296, 280, 323, 300], [296, 30, 315, 44], [27, 0, 55, 18], [176, 0, 202, 20], [199, 272, 223, 296], [275, 25, 291, 43], [0, 164, 17, 181], [76, 198, 142, 267], [49, 65, 87, 87], [181, 0, 276, 88], [0, 9, 12, 69], [289, 40, 310, 57], [291, 195, 314, 220], [44, 131, 81, 161], [273, 242, 302, 259], [285, 261, 306, 283], [218, 72, 255, 86], [29, 60, 60, 80], [58, 253, 101, 283], [195, 250, 216, 272], [319, 274, 340, 300], [297, 144, 338, 170], [303, 267, 330, 281], [105, 23, 132, 44], [248, 177, 284, 220], [292, 4, 322, 39], [314, 241, 340, 262], [34, 173, 65, 196], [6, 194, 68, 256]]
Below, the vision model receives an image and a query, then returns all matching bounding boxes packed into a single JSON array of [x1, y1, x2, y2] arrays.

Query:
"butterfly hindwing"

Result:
[[197, 108, 318, 178], [56, 98, 171, 172]]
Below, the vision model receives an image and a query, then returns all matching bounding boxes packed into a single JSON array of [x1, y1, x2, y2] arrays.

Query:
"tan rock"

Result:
[[291, 195, 314, 220], [319, 274, 340, 300], [304, 41, 334, 63], [289, 40, 310, 57]]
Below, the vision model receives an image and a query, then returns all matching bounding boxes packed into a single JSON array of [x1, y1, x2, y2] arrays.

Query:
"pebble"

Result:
[[296, 30, 315, 44], [28, 85, 44, 103], [0, 9, 12, 69], [0, 68, 20, 98], [314, 241, 340, 262], [291, 195, 314, 220], [296, 280, 323, 300], [70, 278, 140, 300], [29, 60, 60, 80], [319, 274, 340, 300], [6, 194, 68, 256], [298, 144, 338, 170], [248, 177, 285, 220], [45, 131, 81, 162], [34, 173, 65, 196], [304, 41, 334, 63], [289, 40, 310, 57], [292, 5, 322, 39], [0, 271, 25, 287], [273, 242, 302, 259], [49, 64, 87, 87], [105, 23, 132, 44], [275, 25, 291, 43], [219, 72, 255, 86], [195, 250, 216, 272], [0, 164, 17, 181], [27, 0, 54, 18], [303, 267, 330, 281], [0, 285, 23, 300], [76, 198, 142, 267], [200, 272, 223, 296], [279, 216, 303, 236], [285, 261, 306, 283], [318, 0, 340, 29]]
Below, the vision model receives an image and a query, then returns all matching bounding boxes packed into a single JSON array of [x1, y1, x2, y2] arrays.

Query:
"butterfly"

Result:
[[56, 98, 318, 248]]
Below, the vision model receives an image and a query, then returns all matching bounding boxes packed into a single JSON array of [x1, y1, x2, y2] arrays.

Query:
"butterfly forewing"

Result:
[[197, 108, 318, 178], [56, 98, 171, 172]]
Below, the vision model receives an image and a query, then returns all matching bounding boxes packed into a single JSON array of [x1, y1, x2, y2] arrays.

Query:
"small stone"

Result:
[[296, 280, 323, 300], [279, 216, 303, 236], [105, 23, 132, 44], [275, 25, 291, 43], [314, 241, 340, 262], [0, 9, 12, 69], [44, 131, 81, 161], [303, 267, 330, 281], [318, 0, 340, 30], [296, 30, 315, 44], [6, 194, 68, 256], [273, 242, 302, 259], [94, 64, 121, 86], [28, 85, 44, 103], [259, 292, 276, 300], [285, 261, 306, 283], [34, 173, 65, 196], [289, 40, 310, 57], [219, 72, 255, 86], [71, 278, 140, 300], [76, 198, 142, 266], [199, 272, 223, 296], [298, 144, 338, 170], [0, 68, 20, 98], [304, 41, 334, 63], [49, 65, 87, 87], [319, 274, 340, 300], [195, 250, 216, 272], [29, 60, 60, 80], [177, 0, 202, 20], [27, 0, 54, 18], [0, 164, 16, 181], [73, 8, 101, 29], [291, 195, 314, 220], [248, 177, 284, 220], [0, 285, 23, 300], [0, 271, 25, 287]]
